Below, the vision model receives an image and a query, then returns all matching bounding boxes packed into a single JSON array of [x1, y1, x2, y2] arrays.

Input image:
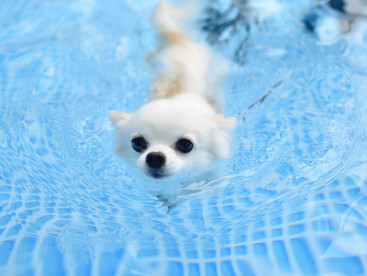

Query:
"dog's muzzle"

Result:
[[145, 152, 168, 178], [146, 152, 166, 169]]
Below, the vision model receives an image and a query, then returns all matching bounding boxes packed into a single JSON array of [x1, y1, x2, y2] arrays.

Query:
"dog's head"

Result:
[[110, 98, 235, 179]]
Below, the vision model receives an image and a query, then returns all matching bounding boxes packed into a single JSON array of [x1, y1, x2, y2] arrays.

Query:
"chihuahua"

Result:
[[110, 0, 235, 180]]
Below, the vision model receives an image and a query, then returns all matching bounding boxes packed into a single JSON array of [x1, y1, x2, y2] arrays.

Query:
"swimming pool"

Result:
[[1, 0, 367, 275]]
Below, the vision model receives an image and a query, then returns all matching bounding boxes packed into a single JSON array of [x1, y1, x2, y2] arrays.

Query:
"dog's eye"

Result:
[[175, 138, 193, 153], [131, 137, 148, 152]]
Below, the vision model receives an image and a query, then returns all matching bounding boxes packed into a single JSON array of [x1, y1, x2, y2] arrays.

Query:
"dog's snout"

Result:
[[146, 152, 166, 169]]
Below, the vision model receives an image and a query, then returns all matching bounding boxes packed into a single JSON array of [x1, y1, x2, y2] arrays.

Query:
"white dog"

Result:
[[110, 1, 235, 180]]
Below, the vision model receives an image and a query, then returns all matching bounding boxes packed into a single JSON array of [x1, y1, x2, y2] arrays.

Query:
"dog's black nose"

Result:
[[146, 152, 166, 169]]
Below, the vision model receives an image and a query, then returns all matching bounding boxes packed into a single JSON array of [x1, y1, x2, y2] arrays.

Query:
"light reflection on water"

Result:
[[0, 0, 367, 275]]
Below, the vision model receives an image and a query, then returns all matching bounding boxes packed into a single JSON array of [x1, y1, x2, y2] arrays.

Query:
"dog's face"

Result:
[[110, 98, 235, 179]]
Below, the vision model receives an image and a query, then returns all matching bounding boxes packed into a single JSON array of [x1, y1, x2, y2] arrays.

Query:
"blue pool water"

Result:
[[1, 0, 367, 275]]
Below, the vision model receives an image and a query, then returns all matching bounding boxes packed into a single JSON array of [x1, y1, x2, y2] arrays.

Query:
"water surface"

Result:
[[1, 0, 367, 275]]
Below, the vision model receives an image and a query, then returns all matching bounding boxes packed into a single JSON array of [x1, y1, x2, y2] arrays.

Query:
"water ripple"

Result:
[[1, 0, 367, 275]]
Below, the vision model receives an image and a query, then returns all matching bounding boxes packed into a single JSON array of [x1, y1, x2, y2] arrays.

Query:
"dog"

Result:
[[110, 0, 235, 181]]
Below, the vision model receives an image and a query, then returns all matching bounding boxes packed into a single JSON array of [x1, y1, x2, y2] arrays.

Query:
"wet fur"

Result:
[[110, 1, 235, 179]]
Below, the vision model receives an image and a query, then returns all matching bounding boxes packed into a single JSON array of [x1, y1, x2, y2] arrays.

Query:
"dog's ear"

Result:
[[210, 114, 236, 158], [213, 114, 236, 130], [109, 110, 131, 127]]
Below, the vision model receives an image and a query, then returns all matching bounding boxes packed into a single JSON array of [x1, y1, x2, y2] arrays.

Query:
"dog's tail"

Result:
[[150, 1, 213, 100], [152, 0, 196, 42]]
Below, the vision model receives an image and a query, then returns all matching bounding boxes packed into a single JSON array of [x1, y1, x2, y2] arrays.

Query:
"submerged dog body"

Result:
[[110, 1, 234, 179]]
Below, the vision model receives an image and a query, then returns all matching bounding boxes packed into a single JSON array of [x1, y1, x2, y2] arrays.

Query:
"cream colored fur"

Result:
[[110, 0, 235, 179]]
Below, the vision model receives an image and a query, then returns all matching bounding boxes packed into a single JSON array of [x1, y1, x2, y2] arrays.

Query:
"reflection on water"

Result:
[[1, 0, 367, 275], [141, 163, 232, 212]]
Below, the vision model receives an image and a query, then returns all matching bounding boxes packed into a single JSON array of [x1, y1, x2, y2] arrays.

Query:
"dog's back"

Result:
[[149, 1, 213, 101]]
